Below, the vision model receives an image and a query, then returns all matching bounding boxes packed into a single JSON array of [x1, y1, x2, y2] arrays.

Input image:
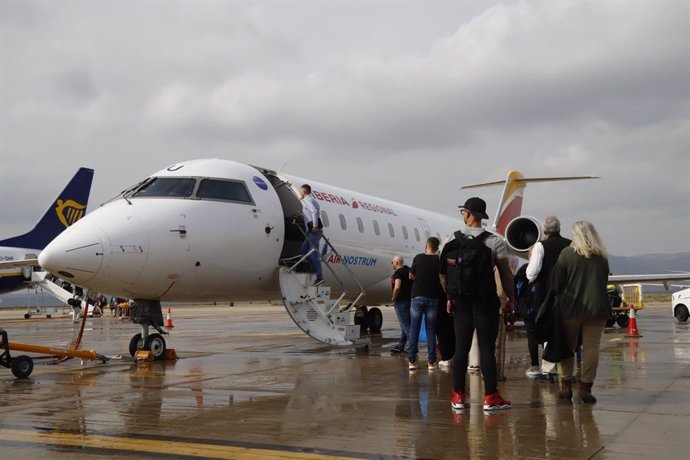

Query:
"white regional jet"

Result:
[[37, 160, 689, 358]]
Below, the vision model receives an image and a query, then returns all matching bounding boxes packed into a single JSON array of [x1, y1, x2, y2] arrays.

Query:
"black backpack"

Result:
[[441, 230, 497, 304]]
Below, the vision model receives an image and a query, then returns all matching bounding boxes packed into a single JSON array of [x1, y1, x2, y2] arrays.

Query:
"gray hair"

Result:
[[543, 215, 561, 235], [571, 221, 607, 258]]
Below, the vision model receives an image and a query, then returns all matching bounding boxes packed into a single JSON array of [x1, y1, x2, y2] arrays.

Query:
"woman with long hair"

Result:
[[551, 221, 609, 403]]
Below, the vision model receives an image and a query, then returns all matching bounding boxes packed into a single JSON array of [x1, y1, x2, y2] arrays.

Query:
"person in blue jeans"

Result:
[[408, 237, 443, 370], [297, 184, 324, 286], [390, 256, 412, 354]]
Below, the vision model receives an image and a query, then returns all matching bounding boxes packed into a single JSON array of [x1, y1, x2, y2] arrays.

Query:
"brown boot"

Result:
[[557, 378, 573, 400], [580, 381, 597, 404]]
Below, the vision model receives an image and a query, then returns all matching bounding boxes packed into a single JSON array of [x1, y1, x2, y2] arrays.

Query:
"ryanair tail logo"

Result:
[[55, 199, 86, 228]]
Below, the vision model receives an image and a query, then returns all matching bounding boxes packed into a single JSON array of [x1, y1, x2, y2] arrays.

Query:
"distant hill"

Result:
[[609, 252, 690, 276]]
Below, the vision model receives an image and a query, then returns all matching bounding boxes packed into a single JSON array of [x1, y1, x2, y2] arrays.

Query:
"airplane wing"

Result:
[[0, 258, 39, 270], [609, 273, 690, 284]]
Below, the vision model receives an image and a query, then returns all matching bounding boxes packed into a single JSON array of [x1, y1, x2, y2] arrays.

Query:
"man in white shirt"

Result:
[[525, 215, 571, 378], [298, 184, 324, 286]]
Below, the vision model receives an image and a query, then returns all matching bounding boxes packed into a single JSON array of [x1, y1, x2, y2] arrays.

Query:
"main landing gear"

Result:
[[128, 300, 170, 360], [354, 306, 383, 334]]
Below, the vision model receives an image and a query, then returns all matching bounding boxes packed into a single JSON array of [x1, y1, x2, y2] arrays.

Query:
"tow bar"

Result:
[[0, 328, 109, 379]]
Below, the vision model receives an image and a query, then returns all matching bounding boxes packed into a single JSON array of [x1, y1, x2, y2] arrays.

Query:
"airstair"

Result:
[[278, 226, 369, 346], [23, 271, 90, 319]]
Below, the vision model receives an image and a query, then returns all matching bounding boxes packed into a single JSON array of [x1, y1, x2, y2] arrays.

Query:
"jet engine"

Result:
[[504, 216, 542, 254]]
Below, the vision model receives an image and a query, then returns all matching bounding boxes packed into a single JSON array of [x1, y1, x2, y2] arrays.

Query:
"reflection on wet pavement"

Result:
[[0, 303, 688, 458]]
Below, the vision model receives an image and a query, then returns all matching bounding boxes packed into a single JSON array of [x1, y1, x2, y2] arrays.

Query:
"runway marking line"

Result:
[[0, 427, 365, 460]]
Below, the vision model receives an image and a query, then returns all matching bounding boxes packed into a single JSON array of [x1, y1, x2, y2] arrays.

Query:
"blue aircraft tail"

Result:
[[0, 167, 95, 250]]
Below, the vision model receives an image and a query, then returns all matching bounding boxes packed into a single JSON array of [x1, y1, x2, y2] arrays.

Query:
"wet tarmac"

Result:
[[0, 302, 688, 459]]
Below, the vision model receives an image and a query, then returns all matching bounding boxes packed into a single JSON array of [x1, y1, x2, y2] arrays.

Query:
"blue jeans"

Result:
[[300, 230, 323, 277], [408, 296, 438, 363], [394, 299, 411, 349]]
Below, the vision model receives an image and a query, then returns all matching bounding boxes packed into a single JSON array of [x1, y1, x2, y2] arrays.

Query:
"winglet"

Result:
[[0, 167, 95, 250]]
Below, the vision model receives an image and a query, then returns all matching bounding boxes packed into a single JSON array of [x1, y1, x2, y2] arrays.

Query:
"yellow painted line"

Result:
[[0, 428, 359, 460], [0, 271, 22, 277]]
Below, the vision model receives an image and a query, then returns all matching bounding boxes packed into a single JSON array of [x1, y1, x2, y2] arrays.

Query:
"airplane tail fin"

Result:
[[462, 170, 598, 235], [0, 167, 95, 250]]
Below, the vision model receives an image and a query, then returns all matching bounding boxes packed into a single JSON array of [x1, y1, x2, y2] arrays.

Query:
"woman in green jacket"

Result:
[[551, 221, 609, 403]]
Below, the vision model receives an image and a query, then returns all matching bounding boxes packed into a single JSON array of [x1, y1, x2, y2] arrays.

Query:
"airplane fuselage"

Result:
[[0, 247, 39, 295], [39, 160, 464, 304]]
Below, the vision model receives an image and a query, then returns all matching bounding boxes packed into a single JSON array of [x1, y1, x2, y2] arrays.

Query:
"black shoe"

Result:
[[314, 278, 325, 286], [390, 347, 403, 354]]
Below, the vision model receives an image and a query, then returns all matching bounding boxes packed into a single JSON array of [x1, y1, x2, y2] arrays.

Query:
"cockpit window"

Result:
[[132, 178, 196, 198], [197, 179, 254, 204]]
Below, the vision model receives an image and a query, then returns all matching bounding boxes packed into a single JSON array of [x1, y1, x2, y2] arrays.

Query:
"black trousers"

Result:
[[436, 302, 455, 361], [524, 316, 540, 366], [451, 295, 499, 394]]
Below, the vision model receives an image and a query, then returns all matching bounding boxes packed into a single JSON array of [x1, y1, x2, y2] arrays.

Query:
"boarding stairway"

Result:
[[278, 224, 368, 346], [24, 271, 90, 319]]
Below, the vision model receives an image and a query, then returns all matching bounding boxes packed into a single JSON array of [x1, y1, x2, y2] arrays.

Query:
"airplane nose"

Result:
[[39, 223, 104, 283]]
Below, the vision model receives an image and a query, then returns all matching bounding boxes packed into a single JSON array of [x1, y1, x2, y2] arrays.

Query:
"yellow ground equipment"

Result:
[[0, 328, 109, 379]]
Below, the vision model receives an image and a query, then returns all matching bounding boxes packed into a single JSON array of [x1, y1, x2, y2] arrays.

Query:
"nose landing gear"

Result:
[[127, 300, 175, 361]]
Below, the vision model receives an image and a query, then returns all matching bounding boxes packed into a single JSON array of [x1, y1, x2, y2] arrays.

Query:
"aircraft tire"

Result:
[[366, 307, 383, 333], [616, 314, 629, 328], [11, 355, 33, 379], [144, 333, 167, 359], [675, 304, 689, 322], [605, 316, 616, 328], [129, 333, 144, 357], [24, 313, 30, 320]]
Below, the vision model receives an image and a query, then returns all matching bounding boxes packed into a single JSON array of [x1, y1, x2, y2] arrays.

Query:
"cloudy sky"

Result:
[[1, 0, 688, 256]]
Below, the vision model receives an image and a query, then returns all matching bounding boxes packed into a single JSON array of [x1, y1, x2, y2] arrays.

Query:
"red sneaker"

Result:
[[451, 389, 467, 410], [483, 391, 511, 411]]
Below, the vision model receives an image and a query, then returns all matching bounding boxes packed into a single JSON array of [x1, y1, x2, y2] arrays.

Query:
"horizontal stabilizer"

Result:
[[462, 175, 599, 189]]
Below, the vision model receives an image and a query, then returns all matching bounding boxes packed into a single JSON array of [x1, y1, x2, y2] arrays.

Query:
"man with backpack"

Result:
[[440, 197, 515, 411]]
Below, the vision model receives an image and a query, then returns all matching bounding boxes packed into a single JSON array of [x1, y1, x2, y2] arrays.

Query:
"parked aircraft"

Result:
[[0, 167, 94, 295], [36, 160, 689, 356]]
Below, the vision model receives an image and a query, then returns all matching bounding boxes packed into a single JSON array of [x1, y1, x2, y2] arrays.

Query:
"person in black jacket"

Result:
[[525, 216, 571, 378]]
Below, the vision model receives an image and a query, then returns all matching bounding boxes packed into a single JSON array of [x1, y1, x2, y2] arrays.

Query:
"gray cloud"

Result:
[[1, 0, 688, 256]]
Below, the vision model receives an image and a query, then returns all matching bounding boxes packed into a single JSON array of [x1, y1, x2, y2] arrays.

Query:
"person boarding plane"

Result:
[[0, 167, 94, 295], [35, 160, 689, 358]]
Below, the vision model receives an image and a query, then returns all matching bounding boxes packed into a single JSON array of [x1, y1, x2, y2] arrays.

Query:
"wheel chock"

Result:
[[134, 349, 177, 362], [163, 349, 178, 360], [134, 350, 155, 362]]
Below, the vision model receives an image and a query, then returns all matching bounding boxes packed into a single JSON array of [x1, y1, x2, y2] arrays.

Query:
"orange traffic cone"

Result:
[[625, 305, 642, 338], [165, 307, 174, 328]]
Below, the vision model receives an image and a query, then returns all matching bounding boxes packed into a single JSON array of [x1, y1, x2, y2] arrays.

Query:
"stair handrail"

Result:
[[286, 219, 366, 308]]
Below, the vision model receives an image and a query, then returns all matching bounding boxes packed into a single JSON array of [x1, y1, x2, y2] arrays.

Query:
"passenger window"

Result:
[[388, 223, 395, 238], [339, 214, 347, 230], [357, 217, 364, 233], [321, 211, 330, 228], [373, 220, 380, 236], [132, 177, 196, 198], [197, 179, 253, 204], [414, 228, 420, 242], [402, 226, 409, 240]]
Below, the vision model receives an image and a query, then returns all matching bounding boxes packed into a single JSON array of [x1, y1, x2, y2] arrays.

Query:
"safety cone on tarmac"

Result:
[[165, 307, 174, 328], [625, 305, 642, 338]]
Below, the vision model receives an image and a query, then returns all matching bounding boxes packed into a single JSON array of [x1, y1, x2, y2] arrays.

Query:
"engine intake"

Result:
[[505, 216, 542, 254]]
